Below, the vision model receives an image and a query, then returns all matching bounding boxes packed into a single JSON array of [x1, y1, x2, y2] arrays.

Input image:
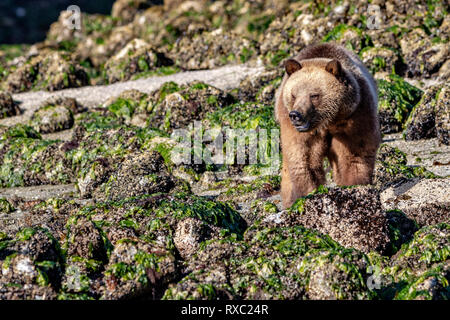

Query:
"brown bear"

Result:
[[275, 43, 381, 209]]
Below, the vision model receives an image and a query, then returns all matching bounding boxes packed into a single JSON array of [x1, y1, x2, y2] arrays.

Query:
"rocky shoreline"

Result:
[[0, 0, 449, 300]]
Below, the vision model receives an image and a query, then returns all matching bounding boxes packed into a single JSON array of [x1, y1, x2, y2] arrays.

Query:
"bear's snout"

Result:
[[289, 110, 310, 132], [289, 110, 304, 122]]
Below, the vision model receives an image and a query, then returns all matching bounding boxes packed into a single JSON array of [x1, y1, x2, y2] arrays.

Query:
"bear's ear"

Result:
[[325, 59, 342, 77], [285, 59, 302, 76]]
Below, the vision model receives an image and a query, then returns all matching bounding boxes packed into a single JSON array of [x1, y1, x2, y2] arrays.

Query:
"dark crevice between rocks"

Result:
[[385, 209, 419, 256]]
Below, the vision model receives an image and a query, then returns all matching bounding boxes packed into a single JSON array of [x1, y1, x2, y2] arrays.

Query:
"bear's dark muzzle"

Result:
[[289, 111, 310, 131], [289, 110, 304, 123]]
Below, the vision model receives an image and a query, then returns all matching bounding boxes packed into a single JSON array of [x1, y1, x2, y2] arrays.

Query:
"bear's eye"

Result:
[[310, 94, 320, 101], [291, 93, 296, 100]]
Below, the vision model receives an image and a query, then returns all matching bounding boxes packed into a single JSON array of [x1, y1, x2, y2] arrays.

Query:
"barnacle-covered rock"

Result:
[[237, 69, 283, 103], [112, 0, 161, 24], [360, 47, 399, 75], [2, 51, 89, 93], [400, 28, 449, 78], [0, 92, 19, 119], [270, 186, 391, 254], [434, 84, 449, 145], [0, 228, 63, 300], [0, 198, 15, 213], [147, 81, 235, 132], [381, 179, 450, 227], [404, 85, 441, 141], [165, 225, 373, 300], [375, 223, 450, 300], [169, 29, 259, 70], [377, 74, 423, 134], [373, 144, 436, 190], [323, 24, 368, 53], [75, 24, 136, 68], [102, 240, 178, 299], [0, 125, 73, 188], [104, 39, 172, 83], [66, 217, 108, 262], [30, 104, 74, 134], [98, 151, 178, 201]]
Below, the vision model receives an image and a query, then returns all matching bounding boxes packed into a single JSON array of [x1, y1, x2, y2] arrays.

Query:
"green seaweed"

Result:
[[378, 74, 423, 126], [0, 198, 14, 213]]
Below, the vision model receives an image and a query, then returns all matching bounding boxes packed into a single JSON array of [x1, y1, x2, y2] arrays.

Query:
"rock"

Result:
[[169, 29, 258, 70], [380, 178, 450, 227], [274, 187, 391, 254], [435, 84, 449, 145], [0, 198, 15, 213], [403, 82, 449, 145], [214, 175, 281, 220], [0, 282, 57, 300], [46, 11, 86, 45], [173, 217, 220, 259], [112, 0, 162, 24], [164, 0, 207, 12], [377, 74, 423, 134], [77, 158, 112, 199], [75, 24, 136, 68], [163, 266, 233, 300], [42, 97, 85, 115], [400, 28, 449, 78], [383, 223, 450, 300], [166, 225, 373, 300], [237, 69, 283, 104], [323, 24, 366, 52], [0, 126, 74, 188], [304, 250, 371, 300], [102, 240, 178, 299], [61, 258, 100, 296], [360, 47, 399, 74], [0, 228, 63, 299], [438, 59, 450, 80], [2, 51, 89, 93], [104, 39, 172, 83], [259, 11, 333, 66], [101, 89, 150, 126], [30, 104, 74, 134], [404, 85, 440, 141], [99, 151, 177, 201], [148, 81, 235, 132], [0, 92, 19, 119], [366, 29, 400, 51], [67, 217, 107, 261], [373, 144, 436, 190], [131, 6, 211, 55], [103, 89, 148, 109]]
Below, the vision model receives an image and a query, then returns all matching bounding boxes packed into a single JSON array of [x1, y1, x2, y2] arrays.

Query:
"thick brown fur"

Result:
[[275, 43, 381, 209]]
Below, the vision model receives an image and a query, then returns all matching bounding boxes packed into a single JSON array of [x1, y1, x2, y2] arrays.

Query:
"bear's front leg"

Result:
[[328, 133, 379, 186], [280, 131, 327, 209]]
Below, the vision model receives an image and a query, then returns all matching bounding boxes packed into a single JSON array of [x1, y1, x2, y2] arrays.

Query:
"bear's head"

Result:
[[282, 58, 360, 132]]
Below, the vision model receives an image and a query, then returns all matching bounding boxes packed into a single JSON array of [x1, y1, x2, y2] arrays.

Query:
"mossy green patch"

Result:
[[377, 144, 438, 180], [0, 124, 41, 140], [289, 185, 329, 213], [131, 66, 180, 80], [206, 102, 277, 131], [322, 24, 371, 51], [373, 223, 450, 300], [0, 135, 63, 187], [219, 175, 280, 197], [378, 74, 423, 127], [0, 198, 14, 213], [154, 192, 246, 236], [247, 14, 275, 35]]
